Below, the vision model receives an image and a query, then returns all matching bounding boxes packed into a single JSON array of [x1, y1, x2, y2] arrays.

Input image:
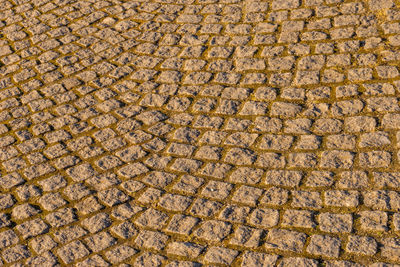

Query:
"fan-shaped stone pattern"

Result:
[[0, 0, 399, 265]]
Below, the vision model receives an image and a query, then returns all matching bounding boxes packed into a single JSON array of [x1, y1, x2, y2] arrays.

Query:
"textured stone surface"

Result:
[[0, 0, 399, 266]]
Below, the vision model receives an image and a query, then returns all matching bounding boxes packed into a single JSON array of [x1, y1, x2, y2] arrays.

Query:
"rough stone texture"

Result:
[[265, 229, 307, 253], [307, 235, 341, 258], [0, 0, 399, 266], [345, 235, 377, 256]]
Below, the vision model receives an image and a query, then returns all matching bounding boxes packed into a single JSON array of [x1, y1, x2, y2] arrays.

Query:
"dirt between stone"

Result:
[[0, 0, 400, 266]]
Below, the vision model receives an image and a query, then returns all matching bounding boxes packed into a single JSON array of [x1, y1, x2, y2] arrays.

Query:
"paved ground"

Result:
[[1, 0, 400, 266]]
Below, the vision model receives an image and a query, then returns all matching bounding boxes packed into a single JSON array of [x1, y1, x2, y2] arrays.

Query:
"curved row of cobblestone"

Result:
[[1, 0, 400, 266]]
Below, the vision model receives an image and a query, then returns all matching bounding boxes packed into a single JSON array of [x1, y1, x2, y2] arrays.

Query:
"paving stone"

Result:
[[111, 202, 143, 220], [278, 257, 318, 267], [305, 171, 334, 187], [374, 172, 400, 189], [16, 218, 49, 239], [264, 170, 303, 187], [0, 172, 24, 190], [25, 251, 58, 266], [1, 1, 400, 265], [135, 230, 169, 250], [325, 260, 363, 267], [159, 194, 191, 211], [142, 171, 176, 188], [84, 231, 116, 253], [284, 118, 312, 134], [166, 214, 199, 235], [268, 56, 295, 71], [260, 187, 289, 206], [359, 151, 392, 168], [292, 190, 322, 209], [324, 190, 360, 208], [247, 208, 279, 228], [166, 242, 204, 258], [190, 198, 223, 217], [228, 167, 264, 184], [135, 208, 169, 230], [265, 229, 307, 253], [97, 187, 129, 207], [337, 171, 369, 189], [319, 213, 353, 233], [256, 152, 286, 168], [45, 207, 76, 228], [111, 221, 137, 239], [81, 213, 112, 233], [345, 116, 377, 132], [231, 185, 263, 206], [229, 225, 262, 248], [307, 235, 341, 258], [63, 183, 91, 201], [294, 70, 320, 85], [218, 204, 251, 223], [2, 244, 31, 263], [363, 83, 395, 96], [366, 190, 400, 210], [320, 150, 355, 169], [381, 238, 400, 260], [104, 245, 136, 264], [194, 220, 231, 242], [295, 135, 321, 150], [134, 252, 165, 267], [0, 230, 19, 249], [57, 240, 89, 264], [172, 174, 204, 194], [382, 113, 400, 129], [0, 193, 15, 210], [313, 118, 343, 134], [53, 225, 87, 244], [12, 203, 40, 220], [252, 117, 282, 132], [345, 235, 377, 256], [242, 251, 278, 266], [288, 152, 317, 168], [258, 134, 294, 150], [204, 246, 238, 265], [270, 102, 302, 118], [359, 211, 388, 231], [282, 210, 316, 229], [76, 255, 110, 267]]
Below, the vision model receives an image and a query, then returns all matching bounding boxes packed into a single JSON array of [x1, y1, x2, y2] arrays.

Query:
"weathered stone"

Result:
[[1, 1, 399, 266], [249, 208, 279, 228], [282, 209, 316, 228], [319, 213, 353, 233], [358, 211, 388, 231], [264, 170, 303, 187], [337, 171, 369, 189], [260, 187, 289, 206], [359, 151, 391, 168], [324, 190, 359, 208], [194, 220, 231, 242], [320, 150, 355, 169], [241, 252, 278, 267], [381, 238, 400, 260], [292, 191, 322, 209], [265, 229, 307, 252], [307, 235, 341, 257], [204, 247, 238, 265], [346, 235, 377, 256]]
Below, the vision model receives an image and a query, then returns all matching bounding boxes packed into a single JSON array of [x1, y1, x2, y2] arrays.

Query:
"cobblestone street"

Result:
[[1, 0, 400, 265]]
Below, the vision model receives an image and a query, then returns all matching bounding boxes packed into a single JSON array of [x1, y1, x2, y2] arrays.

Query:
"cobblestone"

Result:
[[307, 234, 341, 258], [265, 229, 307, 253], [0, 0, 399, 265]]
